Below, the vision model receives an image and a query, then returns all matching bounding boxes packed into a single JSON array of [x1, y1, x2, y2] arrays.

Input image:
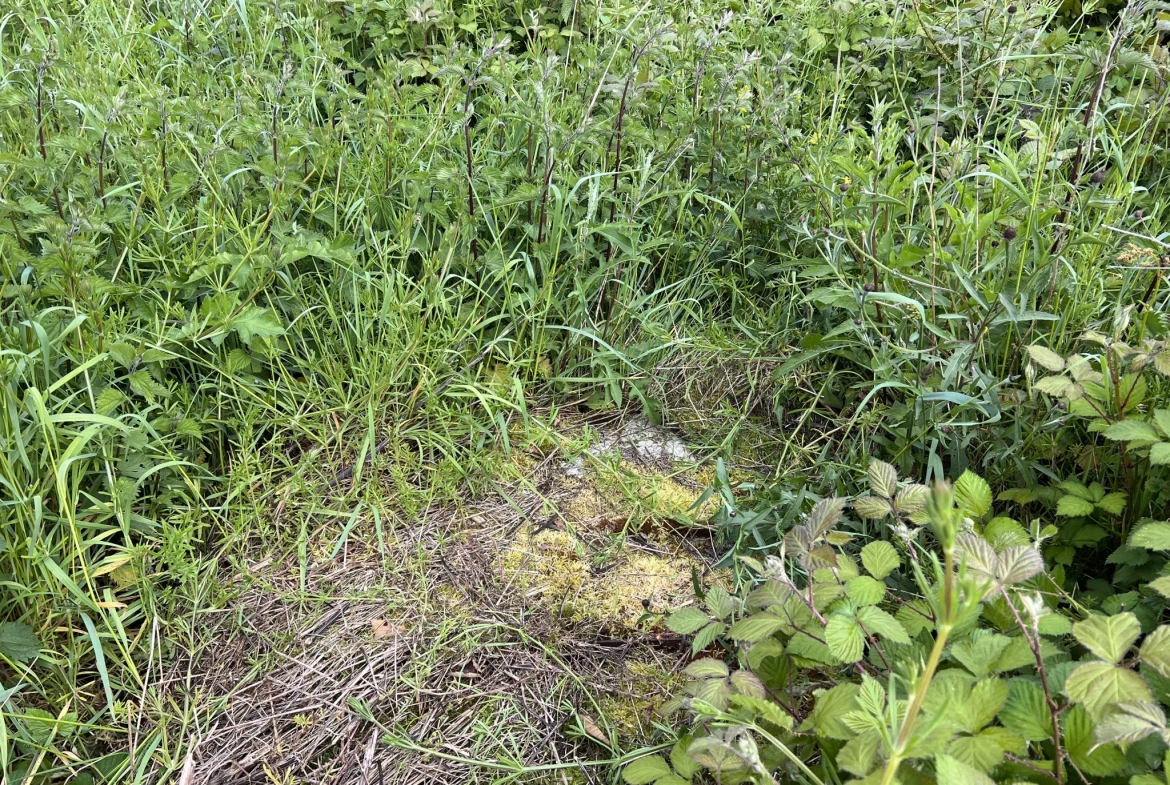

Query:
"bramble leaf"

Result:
[[860, 540, 899, 580], [867, 460, 898, 498], [1065, 661, 1152, 720], [1072, 613, 1140, 664]]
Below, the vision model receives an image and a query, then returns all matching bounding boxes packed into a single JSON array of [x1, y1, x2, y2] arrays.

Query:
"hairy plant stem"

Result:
[[879, 548, 954, 785]]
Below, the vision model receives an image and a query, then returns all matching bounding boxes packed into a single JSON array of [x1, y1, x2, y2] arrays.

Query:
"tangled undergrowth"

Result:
[[2, 0, 1170, 782]]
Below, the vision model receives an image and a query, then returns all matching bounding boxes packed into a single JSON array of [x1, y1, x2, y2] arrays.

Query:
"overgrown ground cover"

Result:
[[2, 0, 1170, 782]]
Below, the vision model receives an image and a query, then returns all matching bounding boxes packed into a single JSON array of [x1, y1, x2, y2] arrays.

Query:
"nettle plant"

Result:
[[628, 461, 1170, 785]]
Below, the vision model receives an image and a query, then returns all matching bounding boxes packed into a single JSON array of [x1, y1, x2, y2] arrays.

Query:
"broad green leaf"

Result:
[[867, 459, 898, 498], [1140, 625, 1170, 678], [845, 575, 886, 606], [936, 752, 995, 785], [684, 658, 728, 679], [1149, 576, 1170, 599], [952, 632, 1012, 678], [1073, 613, 1141, 664], [1155, 409, 1170, 436], [727, 613, 786, 642], [0, 622, 40, 662], [811, 683, 861, 740], [1034, 375, 1074, 396], [787, 626, 838, 666], [1096, 492, 1127, 515], [896, 601, 935, 636], [947, 731, 1008, 772], [623, 755, 672, 784], [895, 484, 930, 513], [853, 496, 892, 519], [1102, 419, 1160, 442], [861, 540, 899, 580], [806, 497, 847, 538], [230, 305, 285, 345], [857, 606, 911, 644], [691, 622, 724, 653], [1064, 704, 1128, 777], [1065, 661, 1152, 720], [1057, 495, 1096, 517], [954, 471, 992, 517], [837, 731, 880, 777], [826, 614, 865, 663], [670, 737, 702, 780], [1037, 613, 1073, 636], [705, 586, 735, 620], [1000, 679, 1052, 740], [1094, 701, 1166, 745], [1131, 522, 1170, 551], [996, 546, 1044, 585], [960, 678, 1009, 732], [1026, 345, 1066, 371], [667, 607, 710, 635], [729, 694, 793, 729], [1151, 443, 1170, 465]]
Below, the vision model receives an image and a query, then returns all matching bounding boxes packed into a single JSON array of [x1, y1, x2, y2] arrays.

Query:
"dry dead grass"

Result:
[[135, 417, 721, 784]]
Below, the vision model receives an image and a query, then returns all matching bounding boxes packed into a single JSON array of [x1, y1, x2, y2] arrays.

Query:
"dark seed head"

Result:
[[1134, 209, 1144, 219], [641, 598, 651, 609], [863, 282, 876, 293], [992, 240, 1000, 247], [1002, 226, 1018, 242], [1007, 4, 1017, 12], [915, 97, 923, 107], [1090, 170, 1105, 185], [854, 318, 864, 326], [840, 182, 850, 192]]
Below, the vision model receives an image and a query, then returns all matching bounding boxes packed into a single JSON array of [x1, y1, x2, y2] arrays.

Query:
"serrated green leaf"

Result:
[[853, 495, 892, 519], [936, 752, 995, 785], [727, 612, 786, 642], [946, 731, 1008, 772], [837, 730, 880, 777], [230, 305, 285, 345], [670, 737, 701, 780], [705, 586, 735, 620], [1094, 701, 1166, 745], [1057, 495, 1096, 517], [1151, 443, 1170, 465], [811, 683, 861, 740], [1073, 613, 1141, 664], [667, 607, 710, 635], [1000, 679, 1052, 740], [861, 540, 899, 580], [691, 622, 724, 653], [1095, 492, 1127, 515], [1026, 345, 1066, 371], [1132, 523, 1170, 551], [845, 575, 886, 606], [826, 614, 865, 663], [857, 605, 910, 644], [1148, 576, 1170, 599], [952, 632, 1012, 678], [623, 755, 672, 784], [962, 678, 1009, 732], [684, 658, 729, 679], [729, 694, 793, 729], [1065, 661, 1152, 720], [1034, 375, 1074, 395], [1103, 419, 1161, 442], [1038, 614, 1072, 636], [787, 625, 838, 666], [1064, 704, 1128, 777], [0, 622, 40, 662], [867, 459, 898, 497], [997, 545, 1044, 585], [954, 471, 992, 517], [895, 484, 929, 513], [1140, 625, 1170, 678]]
